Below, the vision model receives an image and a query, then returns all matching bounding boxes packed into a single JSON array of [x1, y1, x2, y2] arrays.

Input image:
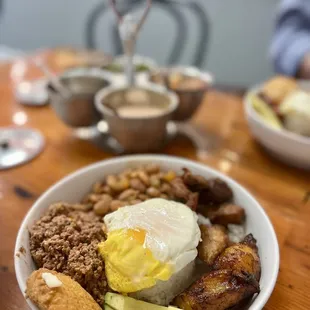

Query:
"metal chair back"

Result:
[[85, 0, 209, 67]]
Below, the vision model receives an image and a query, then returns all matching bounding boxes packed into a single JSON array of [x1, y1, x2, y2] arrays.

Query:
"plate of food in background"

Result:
[[15, 155, 279, 310], [244, 76, 310, 169]]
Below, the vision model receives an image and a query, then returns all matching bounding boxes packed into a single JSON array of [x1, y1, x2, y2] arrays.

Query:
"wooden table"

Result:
[[1, 53, 310, 310]]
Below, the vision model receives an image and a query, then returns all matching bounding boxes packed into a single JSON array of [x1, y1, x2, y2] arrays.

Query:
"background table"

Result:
[[1, 52, 310, 310]]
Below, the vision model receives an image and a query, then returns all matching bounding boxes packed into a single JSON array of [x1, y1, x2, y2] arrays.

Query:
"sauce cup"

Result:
[[48, 74, 111, 128], [95, 83, 178, 153], [149, 66, 214, 121]]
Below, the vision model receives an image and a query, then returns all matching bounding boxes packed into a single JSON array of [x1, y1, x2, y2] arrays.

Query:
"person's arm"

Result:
[[271, 0, 310, 78]]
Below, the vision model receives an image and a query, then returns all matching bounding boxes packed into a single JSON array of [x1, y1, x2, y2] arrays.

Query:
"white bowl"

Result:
[[14, 155, 279, 310], [244, 88, 310, 169]]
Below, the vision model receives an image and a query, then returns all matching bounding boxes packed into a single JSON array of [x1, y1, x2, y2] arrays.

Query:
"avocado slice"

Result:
[[105, 293, 169, 310]]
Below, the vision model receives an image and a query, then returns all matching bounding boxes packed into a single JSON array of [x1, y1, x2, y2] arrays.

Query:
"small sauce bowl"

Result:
[[149, 66, 214, 121], [48, 73, 111, 128], [95, 83, 179, 153]]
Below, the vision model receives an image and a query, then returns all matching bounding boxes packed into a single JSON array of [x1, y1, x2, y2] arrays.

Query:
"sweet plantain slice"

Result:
[[174, 269, 259, 310], [214, 234, 261, 282], [198, 225, 229, 266], [174, 234, 261, 310]]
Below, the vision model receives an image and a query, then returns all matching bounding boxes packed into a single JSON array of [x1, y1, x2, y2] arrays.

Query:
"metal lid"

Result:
[[0, 128, 45, 170]]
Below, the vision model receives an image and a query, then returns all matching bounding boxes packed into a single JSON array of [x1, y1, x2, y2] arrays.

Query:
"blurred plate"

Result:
[[244, 83, 310, 170]]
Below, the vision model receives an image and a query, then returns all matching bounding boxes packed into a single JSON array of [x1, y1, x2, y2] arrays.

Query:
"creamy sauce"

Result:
[[42, 272, 62, 288], [117, 105, 165, 118]]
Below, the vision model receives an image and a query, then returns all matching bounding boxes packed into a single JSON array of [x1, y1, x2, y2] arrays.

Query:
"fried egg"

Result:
[[98, 198, 200, 293]]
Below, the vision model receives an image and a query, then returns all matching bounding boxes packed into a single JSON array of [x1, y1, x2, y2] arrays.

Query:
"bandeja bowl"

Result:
[[15, 155, 279, 310], [244, 85, 310, 170]]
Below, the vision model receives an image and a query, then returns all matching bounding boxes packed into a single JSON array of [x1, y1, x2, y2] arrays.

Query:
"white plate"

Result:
[[14, 155, 279, 310], [244, 86, 310, 169]]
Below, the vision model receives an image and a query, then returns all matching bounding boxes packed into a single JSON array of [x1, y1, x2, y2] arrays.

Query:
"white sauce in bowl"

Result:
[[117, 105, 165, 118]]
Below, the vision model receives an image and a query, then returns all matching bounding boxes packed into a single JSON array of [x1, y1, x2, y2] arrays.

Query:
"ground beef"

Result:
[[29, 203, 108, 306]]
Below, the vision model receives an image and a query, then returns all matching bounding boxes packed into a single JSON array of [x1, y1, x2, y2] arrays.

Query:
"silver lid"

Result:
[[0, 128, 45, 170]]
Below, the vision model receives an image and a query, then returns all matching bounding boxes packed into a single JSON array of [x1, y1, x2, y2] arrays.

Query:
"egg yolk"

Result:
[[98, 228, 173, 293]]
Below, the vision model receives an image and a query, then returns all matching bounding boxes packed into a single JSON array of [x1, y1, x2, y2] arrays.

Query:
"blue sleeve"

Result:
[[271, 0, 310, 76]]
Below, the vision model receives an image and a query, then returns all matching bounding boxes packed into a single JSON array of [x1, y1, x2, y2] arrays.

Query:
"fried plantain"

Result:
[[198, 225, 229, 266], [174, 269, 259, 310], [214, 234, 261, 281], [175, 234, 261, 310], [207, 204, 245, 226]]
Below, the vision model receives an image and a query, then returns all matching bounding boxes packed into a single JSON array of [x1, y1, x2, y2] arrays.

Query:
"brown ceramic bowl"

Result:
[[95, 83, 179, 153], [48, 73, 111, 128], [149, 66, 214, 121]]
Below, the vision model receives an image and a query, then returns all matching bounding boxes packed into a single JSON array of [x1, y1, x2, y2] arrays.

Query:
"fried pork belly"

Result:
[[206, 204, 245, 226], [171, 177, 199, 210], [182, 168, 209, 191], [182, 169, 233, 206], [171, 177, 192, 201]]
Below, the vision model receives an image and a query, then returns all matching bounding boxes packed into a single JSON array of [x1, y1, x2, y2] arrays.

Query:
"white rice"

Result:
[[129, 260, 196, 306], [130, 216, 246, 306], [197, 213, 211, 226], [228, 224, 245, 243]]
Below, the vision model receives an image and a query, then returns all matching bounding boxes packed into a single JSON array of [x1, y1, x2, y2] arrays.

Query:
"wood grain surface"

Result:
[[0, 51, 309, 310]]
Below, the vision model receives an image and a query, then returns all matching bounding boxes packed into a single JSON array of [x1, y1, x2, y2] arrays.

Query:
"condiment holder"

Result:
[[95, 83, 178, 153]]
